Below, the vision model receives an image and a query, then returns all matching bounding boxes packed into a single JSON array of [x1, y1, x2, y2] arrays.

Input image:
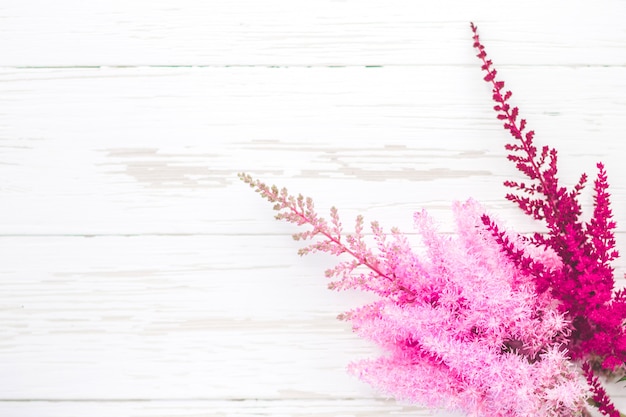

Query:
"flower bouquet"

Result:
[[240, 24, 626, 417]]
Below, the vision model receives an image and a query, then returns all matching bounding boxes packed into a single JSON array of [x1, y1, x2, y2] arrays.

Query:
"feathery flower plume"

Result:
[[240, 173, 587, 417], [583, 362, 621, 417], [471, 22, 626, 374], [471, 22, 625, 417]]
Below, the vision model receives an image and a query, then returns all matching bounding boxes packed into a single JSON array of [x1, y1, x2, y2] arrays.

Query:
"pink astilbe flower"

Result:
[[240, 173, 587, 417], [471, 22, 626, 372]]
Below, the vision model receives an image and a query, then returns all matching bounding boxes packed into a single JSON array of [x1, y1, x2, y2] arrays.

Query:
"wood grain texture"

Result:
[[2, 66, 625, 236], [0, 399, 436, 417], [1, 0, 625, 67], [1, 1, 626, 416]]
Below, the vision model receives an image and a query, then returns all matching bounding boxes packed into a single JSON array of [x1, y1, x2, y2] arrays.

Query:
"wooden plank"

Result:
[[1, 235, 625, 402], [1, 66, 625, 236], [0, 0, 624, 67], [1, 396, 622, 417], [0, 399, 434, 417], [0, 235, 388, 400]]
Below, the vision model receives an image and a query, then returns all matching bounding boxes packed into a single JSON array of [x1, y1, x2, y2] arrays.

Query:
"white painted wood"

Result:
[[1, 1, 626, 416], [1, 66, 625, 236], [0, 399, 431, 417], [1, 235, 625, 400], [0, 235, 369, 398], [0, 0, 625, 67]]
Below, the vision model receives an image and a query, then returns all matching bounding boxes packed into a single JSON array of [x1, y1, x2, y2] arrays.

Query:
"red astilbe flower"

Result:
[[470, 22, 626, 373], [582, 361, 621, 417], [240, 173, 587, 417]]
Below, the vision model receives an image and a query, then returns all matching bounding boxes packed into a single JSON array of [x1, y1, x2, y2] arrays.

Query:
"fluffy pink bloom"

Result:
[[240, 173, 587, 417], [345, 201, 584, 417], [471, 23, 626, 373]]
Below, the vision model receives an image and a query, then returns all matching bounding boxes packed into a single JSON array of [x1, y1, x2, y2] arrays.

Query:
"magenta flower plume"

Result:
[[240, 173, 587, 417], [582, 362, 621, 417], [471, 22, 626, 372]]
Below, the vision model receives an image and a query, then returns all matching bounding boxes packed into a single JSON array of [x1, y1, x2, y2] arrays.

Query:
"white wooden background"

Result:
[[1, 1, 626, 416]]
